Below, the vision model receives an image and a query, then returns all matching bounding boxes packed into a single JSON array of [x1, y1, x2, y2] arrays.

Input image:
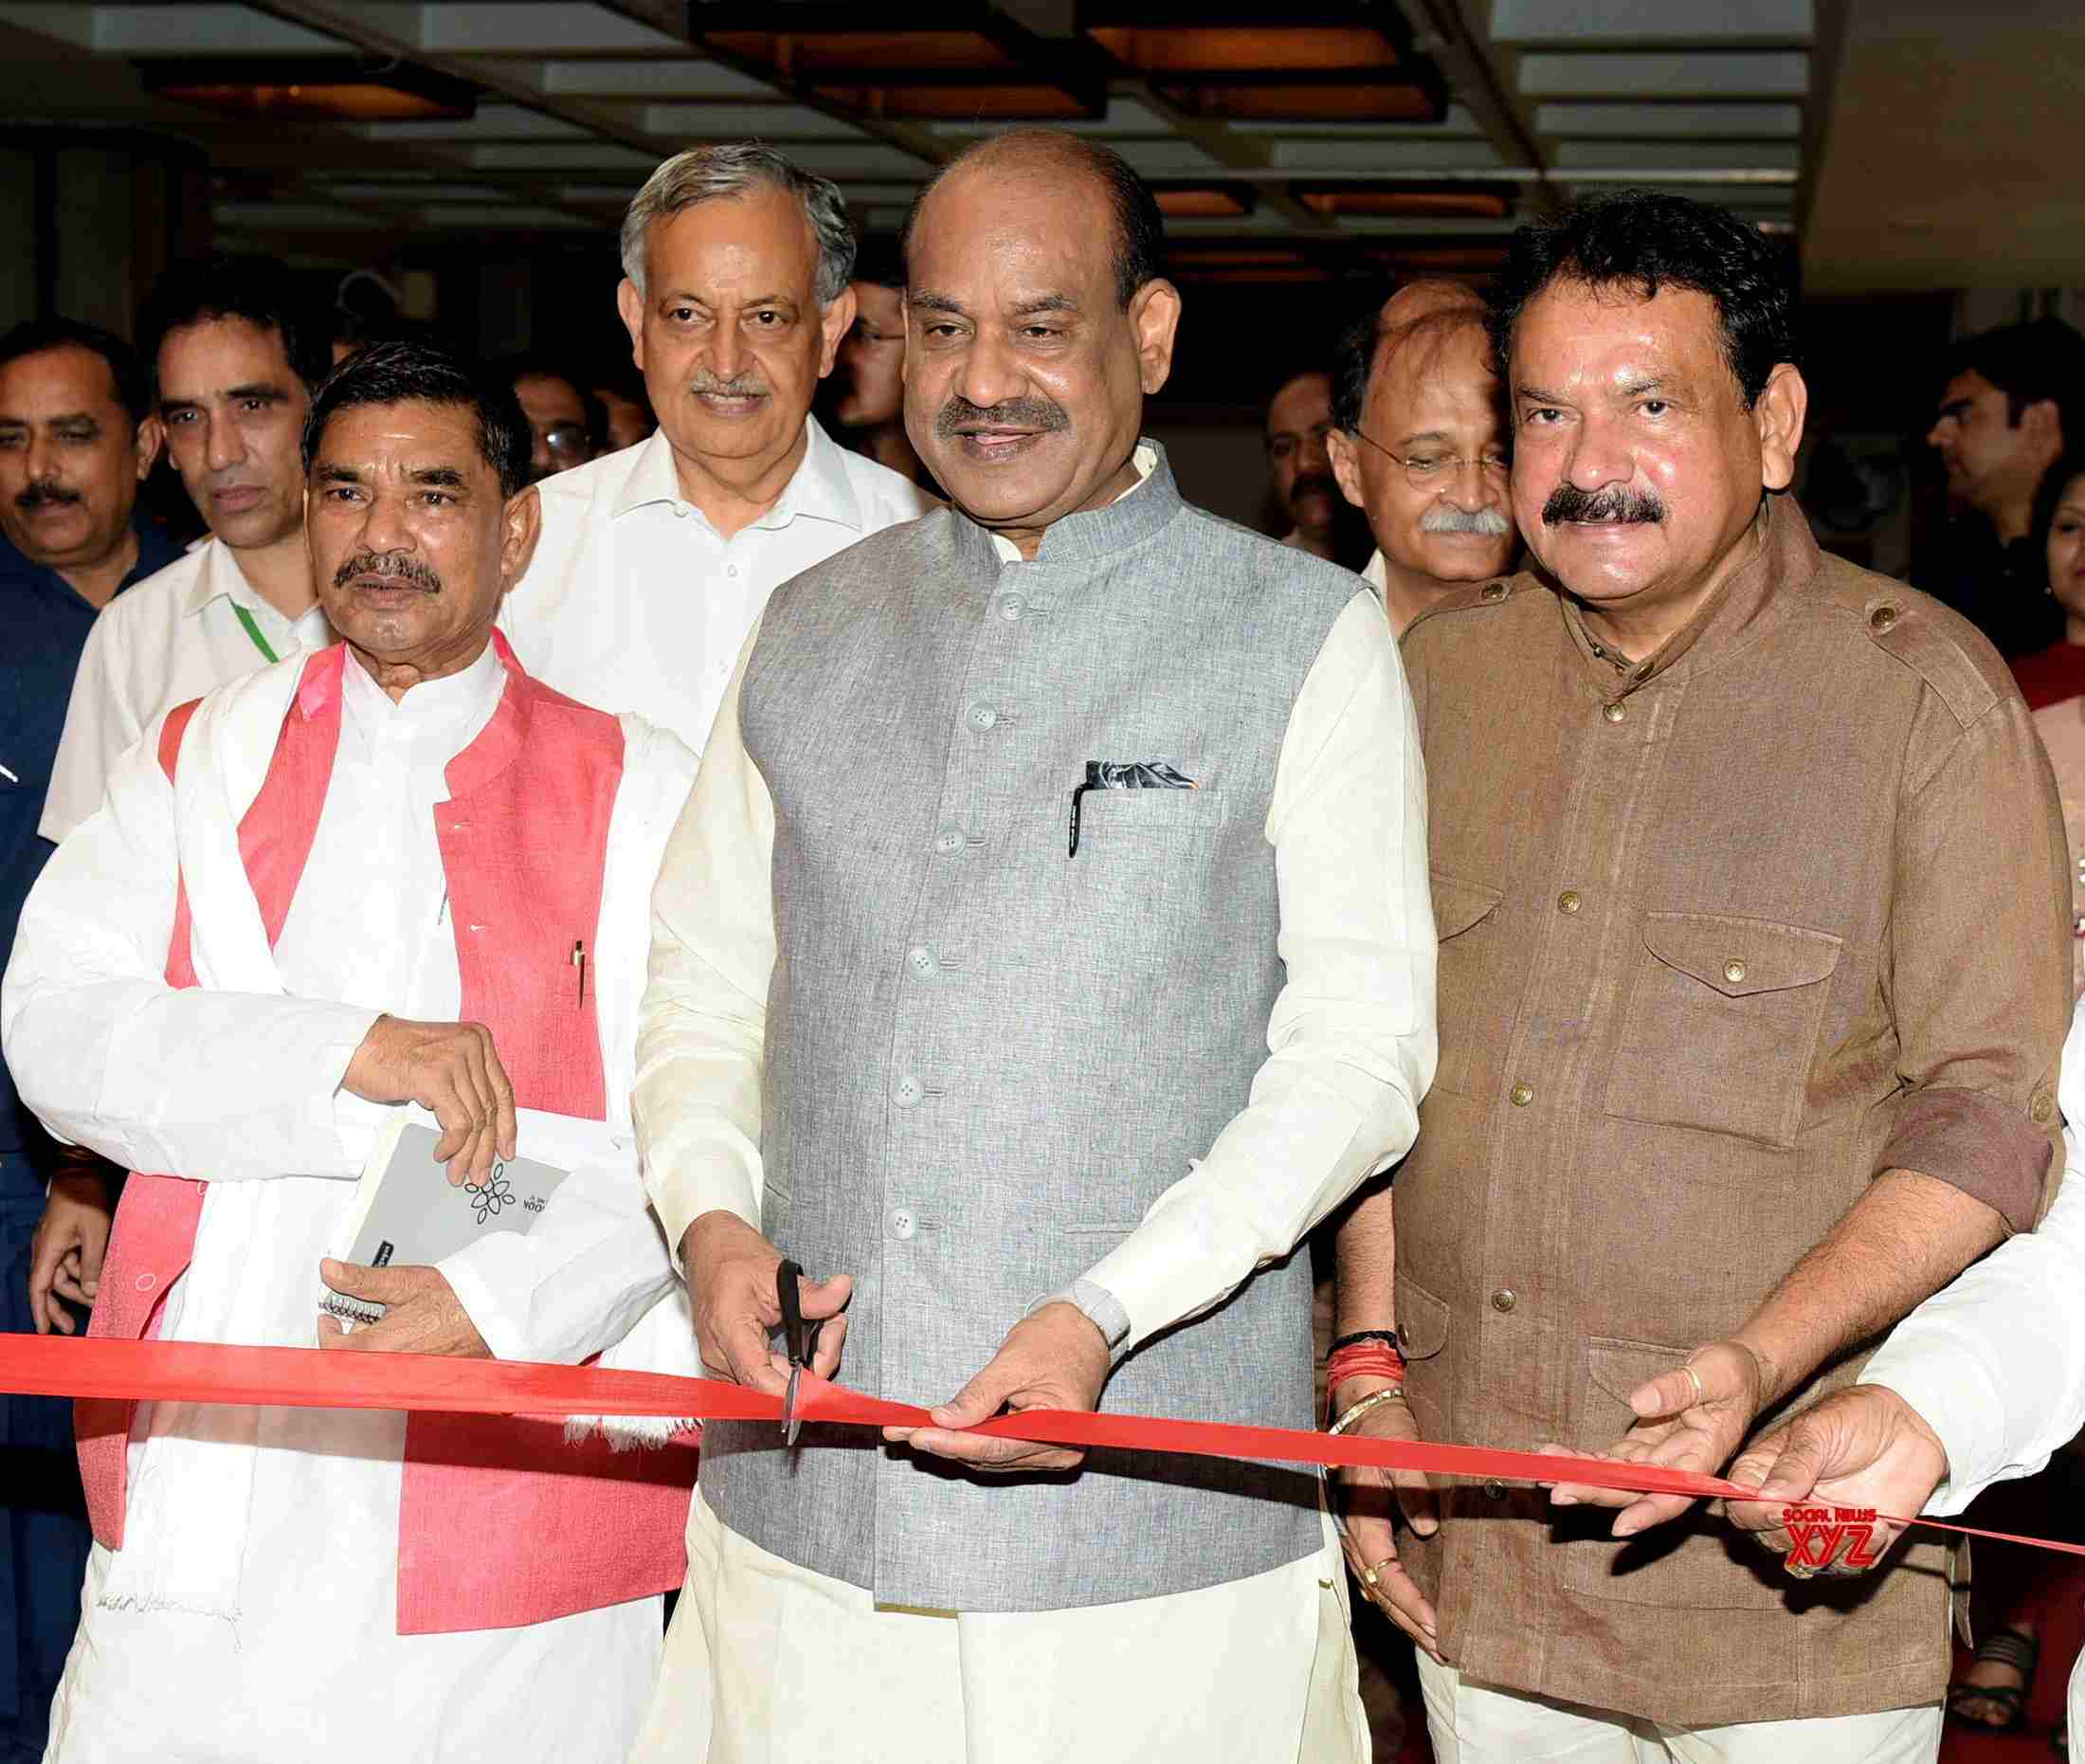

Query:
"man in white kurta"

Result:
[[498, 143, 932, 755], [1, 343, 698, 1763]]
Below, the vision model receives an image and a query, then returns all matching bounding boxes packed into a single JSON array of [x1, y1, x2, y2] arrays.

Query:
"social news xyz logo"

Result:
[[1782, 1504, 1882, 1573]]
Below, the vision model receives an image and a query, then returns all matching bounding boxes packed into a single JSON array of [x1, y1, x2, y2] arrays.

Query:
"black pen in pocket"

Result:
[[1067, 760, 1197, 857]]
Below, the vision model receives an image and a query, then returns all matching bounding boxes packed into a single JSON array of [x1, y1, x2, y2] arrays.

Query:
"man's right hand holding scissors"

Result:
[[680, 1210, 852, 1396]]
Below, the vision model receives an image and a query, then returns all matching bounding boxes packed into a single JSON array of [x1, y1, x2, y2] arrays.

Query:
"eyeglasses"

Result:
[[541, 423, 591, 461], [1350, 427, 1510, 491]]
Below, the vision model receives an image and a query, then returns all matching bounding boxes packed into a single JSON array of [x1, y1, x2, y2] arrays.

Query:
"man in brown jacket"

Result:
[[1333, 191, 2070, 1760]]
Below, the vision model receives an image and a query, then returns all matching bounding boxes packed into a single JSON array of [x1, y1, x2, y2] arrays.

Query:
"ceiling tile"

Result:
[[1517, 50, 1811, 97], [1490, 0, 1813, 45], [1535, 101, 1804, 136]]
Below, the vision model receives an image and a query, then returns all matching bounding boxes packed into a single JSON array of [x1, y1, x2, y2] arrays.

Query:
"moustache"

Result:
[[334, 551, 442, 593], [1421, 502, 1514, 537], [1541, 483, 1667, 528], [1288, 470, 1340, 507], [934, 395, 1070, 439], [689, 372, 770, 398], [16, 482, 82, 512]]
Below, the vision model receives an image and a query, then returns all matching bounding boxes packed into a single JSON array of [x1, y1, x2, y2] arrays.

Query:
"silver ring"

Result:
[[1679, 1363, 1705, 1407]]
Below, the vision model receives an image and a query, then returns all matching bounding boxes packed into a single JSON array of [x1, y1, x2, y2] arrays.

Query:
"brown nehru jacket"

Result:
[[1394, 490, 2069, 1727]]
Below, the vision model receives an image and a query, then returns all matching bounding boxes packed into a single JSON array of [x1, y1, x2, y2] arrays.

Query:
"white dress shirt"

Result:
[[4, 646, 693, 1764], [1860, 996, 2085, 1513], [501, 415, 933, 754], [638, 490, 1434, 1355], [42, 536, 333, 842]]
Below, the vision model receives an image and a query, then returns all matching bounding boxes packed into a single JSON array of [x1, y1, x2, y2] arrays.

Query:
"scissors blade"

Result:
[[783, 1364, 803, 1447]]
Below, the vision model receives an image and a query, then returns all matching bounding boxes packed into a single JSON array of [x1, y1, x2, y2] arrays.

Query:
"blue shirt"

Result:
[[0, 521, 182, 1171]]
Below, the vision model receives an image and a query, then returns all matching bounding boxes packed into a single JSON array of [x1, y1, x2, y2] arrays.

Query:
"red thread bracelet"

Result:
[[1326, 1342, 1406, 1392]]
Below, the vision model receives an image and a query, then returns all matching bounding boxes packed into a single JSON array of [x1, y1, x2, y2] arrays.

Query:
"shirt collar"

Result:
[[1363, 549, 1387, 592], [612, 415, 864, 535], [1554, 491, 1822, 699], [182, 536, 270, 621]]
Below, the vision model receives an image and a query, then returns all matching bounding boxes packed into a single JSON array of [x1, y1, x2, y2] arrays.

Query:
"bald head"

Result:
[[903, 129, 1164, 311], [1331, 279, 1487, 433]]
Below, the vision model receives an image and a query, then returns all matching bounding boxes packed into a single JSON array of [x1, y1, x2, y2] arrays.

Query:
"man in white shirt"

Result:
[[1326, 280, 1517, 635], [2, 341, 699, 1764], [43, 253, 335, 845], [502, 143, 934, 755]]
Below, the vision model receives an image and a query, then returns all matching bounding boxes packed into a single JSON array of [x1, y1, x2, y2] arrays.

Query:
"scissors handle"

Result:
[[774, 1259, 820, 1368]]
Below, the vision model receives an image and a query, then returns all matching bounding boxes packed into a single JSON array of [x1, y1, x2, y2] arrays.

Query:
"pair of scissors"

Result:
[[775, 1259, 822, 1446]]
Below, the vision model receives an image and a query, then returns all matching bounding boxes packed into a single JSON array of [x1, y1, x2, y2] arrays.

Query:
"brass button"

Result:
[[2033, 1088, 2057, 1124], [1491, 1288, 1516, 1313], [1480, 582, 1506, 602], [1602, 700, 1626, 723], [1509, 1082, 1534, 1107], [1557, 889, 1582, 915], [1723, 958, 1747, 984], [1869, 604, 1899, 634], [1483, 1479, 1508, 1500]]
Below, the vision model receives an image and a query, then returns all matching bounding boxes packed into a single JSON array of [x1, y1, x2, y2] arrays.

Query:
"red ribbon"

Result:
[[3, 1336, 2076, 1557]]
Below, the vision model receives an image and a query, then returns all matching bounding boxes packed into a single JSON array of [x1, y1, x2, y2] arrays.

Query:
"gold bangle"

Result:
[[1328, 1385, 1405, 1437]]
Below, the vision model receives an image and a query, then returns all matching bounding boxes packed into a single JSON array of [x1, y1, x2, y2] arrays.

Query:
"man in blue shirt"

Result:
[[0, 317, 172, 1762]]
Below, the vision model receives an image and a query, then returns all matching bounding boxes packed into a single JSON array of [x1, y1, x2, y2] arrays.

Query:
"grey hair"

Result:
[[620, 142, 857, 306]]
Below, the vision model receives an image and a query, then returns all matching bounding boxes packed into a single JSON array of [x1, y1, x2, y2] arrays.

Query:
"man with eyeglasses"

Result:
[[1327, 281, 1517, 635], [502, 357, 601, 483]]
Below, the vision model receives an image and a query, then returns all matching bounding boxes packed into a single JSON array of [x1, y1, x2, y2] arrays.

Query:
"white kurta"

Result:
[[7, 647, 686, 1764]]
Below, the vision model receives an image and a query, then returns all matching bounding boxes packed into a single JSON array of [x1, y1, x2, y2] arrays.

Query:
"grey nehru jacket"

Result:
[[664, 444, 1433, 1613]]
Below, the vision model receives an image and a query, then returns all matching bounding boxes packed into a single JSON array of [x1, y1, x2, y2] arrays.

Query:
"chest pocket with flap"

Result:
[[1604, 912, 1843, 1151], [1429, 870, 1505, 1099]]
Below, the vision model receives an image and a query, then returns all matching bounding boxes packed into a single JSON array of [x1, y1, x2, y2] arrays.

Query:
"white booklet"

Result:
[[321, 1105, 621, 1327]]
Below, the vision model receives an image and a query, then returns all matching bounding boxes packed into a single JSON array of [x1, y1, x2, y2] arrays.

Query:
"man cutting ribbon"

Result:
[[632, 128, 1437, 1764], [0, 340, 701, 1764]]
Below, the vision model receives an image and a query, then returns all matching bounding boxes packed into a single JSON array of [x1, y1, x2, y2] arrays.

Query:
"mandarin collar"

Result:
[[950, 437, 1182, 573], [1552, 490, 1822, 700]]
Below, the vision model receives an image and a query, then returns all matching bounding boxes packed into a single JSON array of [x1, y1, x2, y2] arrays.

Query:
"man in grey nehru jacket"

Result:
[[631, 128, 1437, 1763]]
